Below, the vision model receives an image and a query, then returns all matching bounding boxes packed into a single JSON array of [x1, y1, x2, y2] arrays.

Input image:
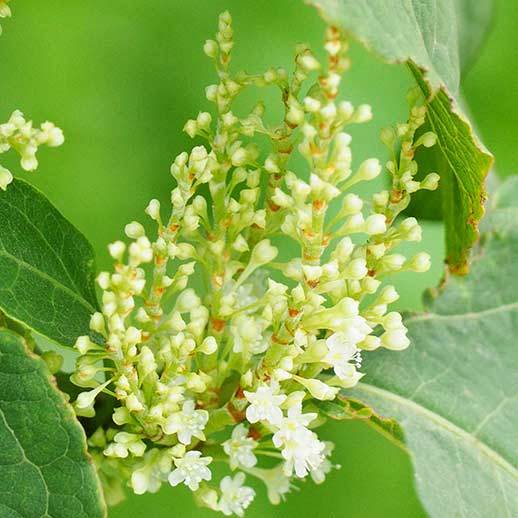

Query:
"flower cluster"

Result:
[[0, 110, 65, 190], [73, 12, 438, 515]]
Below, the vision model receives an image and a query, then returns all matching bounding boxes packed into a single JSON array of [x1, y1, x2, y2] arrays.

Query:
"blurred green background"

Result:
[[0, 0, 515, 516]]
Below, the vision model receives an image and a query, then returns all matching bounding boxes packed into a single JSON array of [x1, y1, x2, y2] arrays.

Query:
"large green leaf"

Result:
[[307, 0, 494, 273], [0, 329, 105, 517], [0, 179, 98, 346], [345, 178, 518, 516]]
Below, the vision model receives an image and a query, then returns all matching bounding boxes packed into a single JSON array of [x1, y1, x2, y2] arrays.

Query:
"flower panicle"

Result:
[[73, 11, 438, 514]]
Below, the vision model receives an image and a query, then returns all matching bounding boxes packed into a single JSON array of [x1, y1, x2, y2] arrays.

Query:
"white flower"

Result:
[[328, 309, 372, 344], [244, 384, 287, 425], [163, 400, 209, 444], [168, 450, 212, 491], [279, 427, 325, 478], [218, 473, 255, 517], [223, 424, 258, 470], [310, 442, 339, 484], [272, 405, 317, 445], [325, 332, 362, 380], [272, 404, 324, 478]]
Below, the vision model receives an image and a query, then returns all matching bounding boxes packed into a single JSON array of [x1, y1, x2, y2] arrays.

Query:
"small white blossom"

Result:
[[223, 424, 258, 470], [325, 332, 363, 383], [168, 450, 212, 491], [244, 384, 287, 425], [277, 426, 325, 479], [310, 442, 339, 484], [163, 400, 209, 444]]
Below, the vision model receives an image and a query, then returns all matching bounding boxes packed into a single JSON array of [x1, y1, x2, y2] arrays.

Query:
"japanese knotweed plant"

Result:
[[69, 12, 439, 515]]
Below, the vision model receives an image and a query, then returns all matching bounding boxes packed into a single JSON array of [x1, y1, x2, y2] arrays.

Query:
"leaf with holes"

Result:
[[306, 0, 494, 273], [348, 177, 518, 516], [0, 329, 106, 517], [0, 179, 98, 346]]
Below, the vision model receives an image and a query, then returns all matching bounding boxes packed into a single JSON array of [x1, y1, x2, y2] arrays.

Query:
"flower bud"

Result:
[[145, 199, 161, 221], [408, 252, 431, 272], [421, 172, 440, 191], [341, 193, 363, 215], [295, 377, 338, 401], [364, 214, 386, 235], [356, 158, 381, 181], [203, 39, 218, 58], [183, 119, 197, 138], [353, 104, 372, 123], [381, 328, 410, 350], [108, 241, 126, 261], [251, 239, 278, 266], [75, 335, 96, 355], [0, 166, 13, 191], [125, 221, 145, 239], [199, 336, 218, 354]]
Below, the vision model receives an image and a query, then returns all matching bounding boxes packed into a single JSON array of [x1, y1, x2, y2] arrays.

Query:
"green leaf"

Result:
[[0, 329, 105, 517], [349, 178, 518, 516], [307, 0, 494, 273], [0, 179, 98, 346]]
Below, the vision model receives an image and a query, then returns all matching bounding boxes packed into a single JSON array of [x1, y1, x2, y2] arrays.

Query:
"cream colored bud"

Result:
[[372, 190, 389, 208], [203, 39, 218, 58], [0, 166, 13, 191], [354, 104, 372, 123], [90, 312, 105, 333], [96, 272, 110, 290], [241, 370, 254, 388], [364, 214, 387, 235], [320, 102, 337, 120], [200, 336, 218, 354], [231, 147, 248, 166], [338, 100, 354, 119], [291, 284, 305, 304], [357, 158, 382, 181], [108, 241, 126, 261], [420, 131, 437, 148], [126, 394, 144, 412], [360, 335, 381, 351], [296, 377, 339, 401], [205, 84, 218, 102], [344, 258, 368, 280], [299, 54, 320, 72], [232, 234, 249, 253], [75, 336, 94, 355], [381, 328, 410, 350], [251, 239, 278, 265], [409, 252, 431, 272], [145, 199, 161, 221], [421, 172, 440, 190], [176, 243, 196, 260], [175, 289, 200, 312], [183, 119, 197, 138], [382, 254, 406, 271], [379, 286, 399, 304], [303, 96, 321, 113], [125, 221, 145, 239]]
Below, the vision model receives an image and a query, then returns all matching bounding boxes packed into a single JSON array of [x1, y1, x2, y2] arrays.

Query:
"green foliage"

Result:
[[0, 179, 98, 346], [0, 329, 105, 517], [349, 177, 518, 516], [307, 0, 494, 272]]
